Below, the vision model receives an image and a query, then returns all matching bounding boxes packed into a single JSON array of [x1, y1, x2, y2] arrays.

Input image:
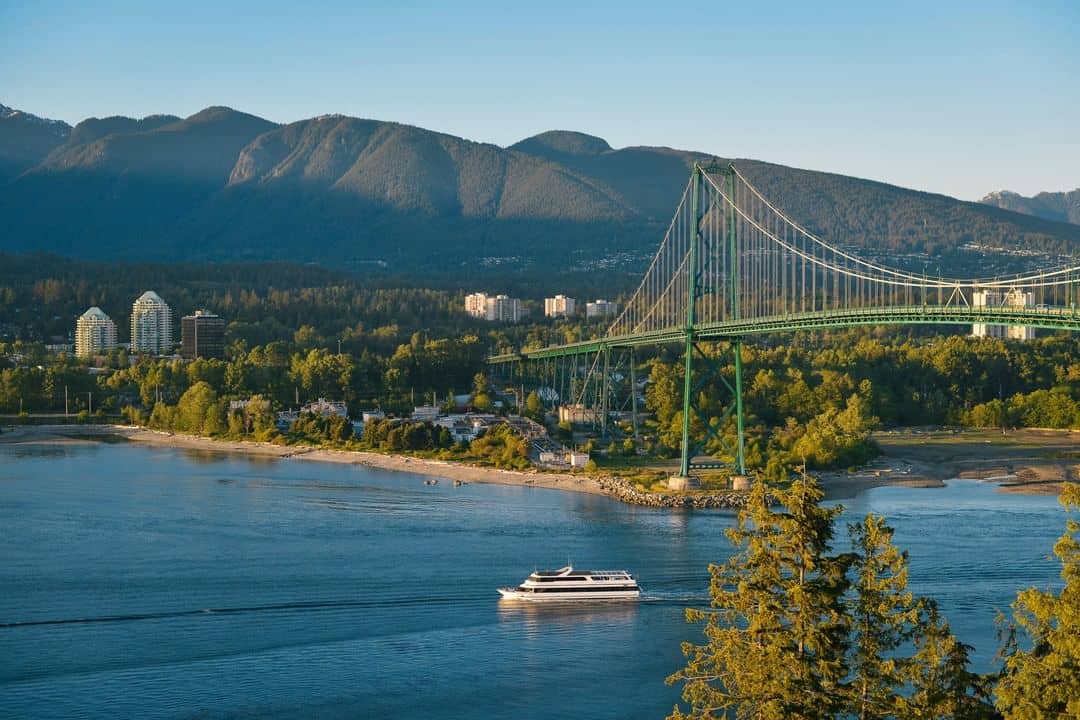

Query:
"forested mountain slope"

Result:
[[2, 102, 1078, 273]]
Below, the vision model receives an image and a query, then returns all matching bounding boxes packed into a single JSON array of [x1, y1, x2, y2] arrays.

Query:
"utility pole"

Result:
[[65, 385, 69, 416], [87, 392, 92, 415]]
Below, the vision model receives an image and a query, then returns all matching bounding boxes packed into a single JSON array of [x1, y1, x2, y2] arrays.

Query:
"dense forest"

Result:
[[2, 256, 1078, 477], [639, 332, 1080, 477], [0, 253, 631, 345]]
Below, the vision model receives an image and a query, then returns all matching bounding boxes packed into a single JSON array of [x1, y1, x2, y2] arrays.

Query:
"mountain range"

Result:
[[980, 189, 1080, 226], [2, 102, 1078, 276]]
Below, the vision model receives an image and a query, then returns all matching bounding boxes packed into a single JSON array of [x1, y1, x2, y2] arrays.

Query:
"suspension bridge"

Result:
[[489, 163, 1080, 480]]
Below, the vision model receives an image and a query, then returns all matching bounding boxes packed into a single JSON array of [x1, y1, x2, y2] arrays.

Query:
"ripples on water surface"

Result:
[[0, 443, 1065, 718]]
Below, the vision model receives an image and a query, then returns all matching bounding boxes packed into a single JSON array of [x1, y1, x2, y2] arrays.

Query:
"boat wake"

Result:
[[0, 594, 481, 630], [638, 592, 710, 605]]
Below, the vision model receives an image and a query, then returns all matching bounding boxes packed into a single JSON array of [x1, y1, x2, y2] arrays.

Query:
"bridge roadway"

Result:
[[488, 304, 1080, 362]]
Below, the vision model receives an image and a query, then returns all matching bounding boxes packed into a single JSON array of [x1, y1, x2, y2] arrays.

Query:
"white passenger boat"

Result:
[[497, 565, 641, 601]]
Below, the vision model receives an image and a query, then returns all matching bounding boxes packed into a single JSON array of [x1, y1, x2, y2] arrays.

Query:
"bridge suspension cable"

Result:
[[605, 163, 1080, 341], [492, 162, 1080, 479]]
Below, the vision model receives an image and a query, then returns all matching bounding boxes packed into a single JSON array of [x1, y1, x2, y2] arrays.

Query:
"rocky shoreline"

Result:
[[596, 476, 771, 509]]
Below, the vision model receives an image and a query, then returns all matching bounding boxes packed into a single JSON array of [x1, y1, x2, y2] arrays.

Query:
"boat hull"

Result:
[[497, 587, 640, 601]]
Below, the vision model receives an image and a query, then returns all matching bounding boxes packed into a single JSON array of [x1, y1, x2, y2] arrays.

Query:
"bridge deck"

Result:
[[489, 304, 1080, 362]]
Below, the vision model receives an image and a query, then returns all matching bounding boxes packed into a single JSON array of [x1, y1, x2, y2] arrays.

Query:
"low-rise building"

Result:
[[568, 451, 590, 468], [411, 405, 440, 422], [433, 415, 490, 443], [559, 404, 601, 425], [276, 398, 348, 432], [544, 295, 576, 318], [302, 398, 348, 418]]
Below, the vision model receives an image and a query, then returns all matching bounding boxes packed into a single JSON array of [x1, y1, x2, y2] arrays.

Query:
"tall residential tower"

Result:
[[464, 292, 524, 322], [130, 291, 173, 355], [75, 307, 117, 357], [544, 295, 576, 318]]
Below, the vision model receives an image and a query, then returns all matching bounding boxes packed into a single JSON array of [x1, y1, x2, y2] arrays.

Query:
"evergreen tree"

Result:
[[847, 514, 918, 719], [667, 477, 851, 719], [524, 390, 544, 421], [995, 483, 1080, 718], [901, 600, 995, 719]]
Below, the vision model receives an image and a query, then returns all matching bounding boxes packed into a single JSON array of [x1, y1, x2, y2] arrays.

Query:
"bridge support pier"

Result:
[[732, 339, 747, 476], [678, 331, 696, 478], [677, 338, 747, 479], [629, 347, 639, 444]]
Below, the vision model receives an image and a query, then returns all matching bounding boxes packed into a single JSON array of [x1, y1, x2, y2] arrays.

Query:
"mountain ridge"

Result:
[[0, 102, 71, 181], [981, 188, 1080, 226], [1, 102, 1078, 274]]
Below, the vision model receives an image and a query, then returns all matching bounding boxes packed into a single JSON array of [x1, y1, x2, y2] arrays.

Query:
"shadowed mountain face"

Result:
[[0, 107, 278, 258], [37, 106, 277, 181], [0, 104, 71, 181], [227, 117, 634, 221], [2, 103, 1079, 273], [981, 189, 1080, 226], [64, 114, 181, 148]]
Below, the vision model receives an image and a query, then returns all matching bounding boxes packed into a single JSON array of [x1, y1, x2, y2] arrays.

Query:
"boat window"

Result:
[[528, 585, 639, 593]]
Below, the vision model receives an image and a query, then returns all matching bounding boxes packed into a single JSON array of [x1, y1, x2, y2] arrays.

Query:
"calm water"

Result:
[[0, 442, 1066, 719]]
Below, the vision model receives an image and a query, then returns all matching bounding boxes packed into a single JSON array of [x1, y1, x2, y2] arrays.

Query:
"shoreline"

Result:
[[0, 424, 611, 497], [1, 424, 1075, 501], [868, 427, 1079, 496]]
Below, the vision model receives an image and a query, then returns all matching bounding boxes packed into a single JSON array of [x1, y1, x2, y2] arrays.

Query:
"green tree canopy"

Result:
[[667, 478, 852, 719], [996, 483, 1080, 718]]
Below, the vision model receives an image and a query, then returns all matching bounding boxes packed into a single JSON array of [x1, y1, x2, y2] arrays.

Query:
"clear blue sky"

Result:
[[3, 0, 1077, 200]]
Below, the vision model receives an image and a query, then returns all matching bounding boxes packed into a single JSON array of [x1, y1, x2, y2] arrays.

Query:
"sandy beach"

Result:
[[2, 424, 1075, 500], [817, 427, 1079, 498], [0, 424, 609, 497]]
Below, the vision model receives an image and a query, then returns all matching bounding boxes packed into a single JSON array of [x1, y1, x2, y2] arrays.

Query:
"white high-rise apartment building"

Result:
[[465, 292, 489, 318], [972, 289, 1035, 340], [544, 295, 576, 318], [75, 307, 117, 357], [586, 299, 620, 319], [464, 292, 524, 322], [486, 294, 523, 322], [130, 290, 173, 354]]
